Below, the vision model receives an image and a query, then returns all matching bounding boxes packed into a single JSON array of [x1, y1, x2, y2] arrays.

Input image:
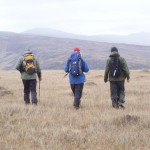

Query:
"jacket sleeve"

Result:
[[35, 59, 42, 79], [121, 58, 130, 80], [104, 59, 110, 81], [35, 59, 41, 73], [82, 59, 89, 73], [64, 59, 70, 73], [15, 57, 23, 72]]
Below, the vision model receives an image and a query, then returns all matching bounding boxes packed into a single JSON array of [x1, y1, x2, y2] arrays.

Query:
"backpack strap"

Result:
[[78, 58, 83, 74], [68, 59, 71, 73]]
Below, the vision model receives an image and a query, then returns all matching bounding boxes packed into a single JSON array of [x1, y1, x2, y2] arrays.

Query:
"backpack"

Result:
[[109, 57, 121, 77], [69, 54, 82, 76], [23, 54, 36, 75]]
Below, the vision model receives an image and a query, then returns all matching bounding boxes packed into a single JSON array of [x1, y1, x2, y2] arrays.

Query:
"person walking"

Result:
[[64, 48, 89, 109], [104, 47, 130, 109], [16, 50, 41, 105]]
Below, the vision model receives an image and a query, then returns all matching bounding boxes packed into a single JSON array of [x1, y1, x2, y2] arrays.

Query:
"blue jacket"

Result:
[[64, 52, 89, 84]]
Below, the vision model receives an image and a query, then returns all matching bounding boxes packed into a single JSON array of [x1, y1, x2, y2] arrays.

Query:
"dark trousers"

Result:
[[71, 83, 84, 107], [22, 79, 37, 104], [110, 80, 125, 104]]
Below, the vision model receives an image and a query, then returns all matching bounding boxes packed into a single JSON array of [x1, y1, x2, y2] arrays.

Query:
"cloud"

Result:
[[0, 0, 150, 35]]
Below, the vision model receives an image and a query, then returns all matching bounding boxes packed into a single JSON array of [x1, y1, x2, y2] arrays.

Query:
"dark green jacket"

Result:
[[104, 51, 130, 81], [16, 51, 41, 80]]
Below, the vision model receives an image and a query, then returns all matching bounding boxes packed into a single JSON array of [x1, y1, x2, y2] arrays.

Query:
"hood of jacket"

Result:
[[70, 52, 81, 60], [109, 51, 120, 57]]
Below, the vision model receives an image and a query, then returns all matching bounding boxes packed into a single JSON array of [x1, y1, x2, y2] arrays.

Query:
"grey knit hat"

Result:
[[25, 49, 32, 54]]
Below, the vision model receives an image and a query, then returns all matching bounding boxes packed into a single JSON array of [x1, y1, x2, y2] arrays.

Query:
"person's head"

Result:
[[111, 47, 118, 52], [74, 47, 80, 53]]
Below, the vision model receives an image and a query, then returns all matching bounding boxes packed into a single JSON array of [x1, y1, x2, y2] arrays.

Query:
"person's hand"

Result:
[[104, 79, 107, 83], [37, 72, 41, 81], [38, 77, 42, 81], [19, 67, 24, 73]]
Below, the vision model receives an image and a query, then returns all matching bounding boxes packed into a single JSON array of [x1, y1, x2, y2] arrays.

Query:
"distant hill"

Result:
[[89, 32, 150, 46], [0, 31, 150, 70], [23, 28, 150, 46], [23, 28, 81, 39]]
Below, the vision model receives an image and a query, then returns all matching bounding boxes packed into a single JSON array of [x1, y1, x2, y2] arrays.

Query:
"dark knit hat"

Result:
[[111, 47, 118, 52], [74, 47, 80, 52]]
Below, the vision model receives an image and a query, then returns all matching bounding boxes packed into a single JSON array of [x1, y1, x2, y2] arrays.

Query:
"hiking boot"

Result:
[[25, 103, 30, 105], [118, 103, 125, 109], [32, 102, 37, 106], [73, 105, 79, 109], [25, 101, 30, 105], [112, 101, 119, 109]]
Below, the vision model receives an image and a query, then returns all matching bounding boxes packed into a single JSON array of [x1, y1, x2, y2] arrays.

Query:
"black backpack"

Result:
[[69, 54, 82, 76], [109, 57, 122, 77]]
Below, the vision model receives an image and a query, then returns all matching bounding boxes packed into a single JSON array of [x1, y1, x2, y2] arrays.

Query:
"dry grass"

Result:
[[0, 70, 150, 150]]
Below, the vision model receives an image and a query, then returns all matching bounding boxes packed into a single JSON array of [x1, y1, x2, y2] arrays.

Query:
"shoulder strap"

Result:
[[78, 58, 83, 74]]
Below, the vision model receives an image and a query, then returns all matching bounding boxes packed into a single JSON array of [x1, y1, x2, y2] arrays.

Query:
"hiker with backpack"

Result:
[[64, 48, 89, 109], [16, 50, 41, 105], [104, 47, 130, 109]]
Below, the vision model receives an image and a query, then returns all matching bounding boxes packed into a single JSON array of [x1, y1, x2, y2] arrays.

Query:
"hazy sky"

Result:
[[0, 0, 150, 35]]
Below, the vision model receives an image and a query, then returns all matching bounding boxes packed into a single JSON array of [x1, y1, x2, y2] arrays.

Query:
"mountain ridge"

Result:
[[0, 31, 150, 70]]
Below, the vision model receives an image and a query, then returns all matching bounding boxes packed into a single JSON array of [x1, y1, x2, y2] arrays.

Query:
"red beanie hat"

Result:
[[74, 47, 80, 52]]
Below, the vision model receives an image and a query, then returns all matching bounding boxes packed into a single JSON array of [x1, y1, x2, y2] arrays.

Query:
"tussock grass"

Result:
[[0, 70, 150, 150]]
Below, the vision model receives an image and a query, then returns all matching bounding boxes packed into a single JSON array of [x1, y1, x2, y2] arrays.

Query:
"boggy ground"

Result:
[[0, 70, 150, 150]]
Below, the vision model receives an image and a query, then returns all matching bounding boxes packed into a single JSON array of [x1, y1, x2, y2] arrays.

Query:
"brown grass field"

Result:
[[0, 70, 150, 150]]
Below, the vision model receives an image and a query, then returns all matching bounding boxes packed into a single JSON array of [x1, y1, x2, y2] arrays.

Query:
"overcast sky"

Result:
[[0, 0, 150, 35]]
